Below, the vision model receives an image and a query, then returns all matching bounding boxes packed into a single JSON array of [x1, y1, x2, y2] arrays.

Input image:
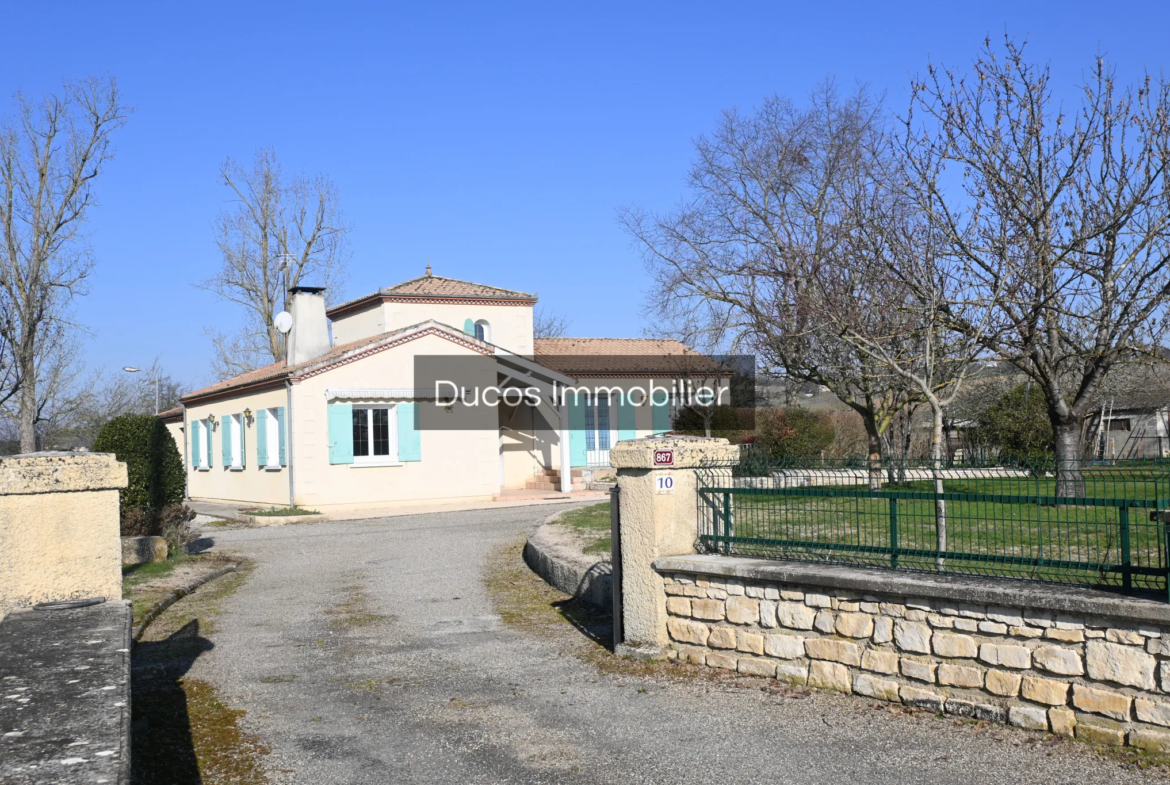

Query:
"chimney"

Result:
[[286, 286, 331, 366]]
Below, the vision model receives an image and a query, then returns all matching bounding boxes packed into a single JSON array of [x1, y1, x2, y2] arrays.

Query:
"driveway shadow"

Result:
[[552, 598, 614, 650], [130, 619, 214, 785]]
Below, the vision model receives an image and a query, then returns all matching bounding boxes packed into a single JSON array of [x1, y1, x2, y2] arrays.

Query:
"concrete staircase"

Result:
[[491, 469, 594, 501]]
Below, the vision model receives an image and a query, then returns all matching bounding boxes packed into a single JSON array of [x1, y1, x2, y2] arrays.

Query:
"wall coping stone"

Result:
[[653, 555, 1170, 627], [0, 451, 127, 495], [610, 436, 740, 469]]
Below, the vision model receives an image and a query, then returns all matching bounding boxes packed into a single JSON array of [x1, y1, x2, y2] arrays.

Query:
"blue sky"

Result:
[[2, 1, 1167, 389]]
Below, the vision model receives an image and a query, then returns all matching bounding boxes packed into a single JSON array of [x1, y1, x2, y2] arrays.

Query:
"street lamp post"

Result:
[[123, 366, 160, 415]]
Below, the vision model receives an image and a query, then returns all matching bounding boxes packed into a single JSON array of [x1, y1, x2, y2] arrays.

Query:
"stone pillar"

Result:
[[0, 452, 128, 615], [609, 436, 739, 656]]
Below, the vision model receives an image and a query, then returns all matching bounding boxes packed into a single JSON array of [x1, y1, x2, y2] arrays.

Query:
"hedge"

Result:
[[92, 414, 185, 526]]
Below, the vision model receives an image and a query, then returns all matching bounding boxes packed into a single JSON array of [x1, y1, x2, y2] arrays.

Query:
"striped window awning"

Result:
[[325, 388, 441, 400]]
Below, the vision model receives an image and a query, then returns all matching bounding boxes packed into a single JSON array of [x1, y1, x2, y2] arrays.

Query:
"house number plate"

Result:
[[653, 449, 674, 466], [655, 471, 675, 495]]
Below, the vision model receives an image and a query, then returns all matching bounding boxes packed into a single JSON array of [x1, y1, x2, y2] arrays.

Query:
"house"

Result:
[[176, 271, 728, 512]]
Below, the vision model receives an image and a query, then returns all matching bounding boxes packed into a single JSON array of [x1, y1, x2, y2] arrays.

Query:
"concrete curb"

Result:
[[523, 510, 612, 609], [131, 563, 238, 641]]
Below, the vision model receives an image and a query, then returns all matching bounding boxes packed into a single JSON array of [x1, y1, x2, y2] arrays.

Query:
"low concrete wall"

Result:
[[0, 452, 128, 616], [523, 514, 611, 608], [656, 554, 1170, 751], [121, 536, 168, 565]]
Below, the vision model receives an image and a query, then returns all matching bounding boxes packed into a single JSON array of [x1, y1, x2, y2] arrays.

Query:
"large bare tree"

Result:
[[200, 147, 349, 378], [0, 76, 129, 451], [622, 84, 922, 476], [900, 37, 1170, 486]]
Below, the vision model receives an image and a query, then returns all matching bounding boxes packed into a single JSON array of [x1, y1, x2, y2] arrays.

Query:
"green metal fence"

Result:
[[696, 457, 1170, 599]]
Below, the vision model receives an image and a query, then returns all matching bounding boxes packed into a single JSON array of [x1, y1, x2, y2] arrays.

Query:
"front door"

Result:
[[584, 393, 614, 467]]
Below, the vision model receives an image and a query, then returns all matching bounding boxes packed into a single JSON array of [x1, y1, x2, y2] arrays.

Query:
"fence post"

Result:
[[610, 485, 623, 648], [609, 436, 740, 657], [889, 497, 899, 570], [1120, 505, 1132, 593], [722, 492, 732, 555]]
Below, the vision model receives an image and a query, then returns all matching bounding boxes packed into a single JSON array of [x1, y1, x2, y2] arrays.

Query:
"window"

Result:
[[192, 419, 211, 470], [474, 320, 491, 343], [227, 414, 244, 469], [265, 408, 281, 469], [351, 406, 398, 465]]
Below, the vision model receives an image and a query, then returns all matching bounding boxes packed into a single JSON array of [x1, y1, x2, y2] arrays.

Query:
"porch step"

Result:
[[525, 478, 589, 492], [540, 468, 584, 479]]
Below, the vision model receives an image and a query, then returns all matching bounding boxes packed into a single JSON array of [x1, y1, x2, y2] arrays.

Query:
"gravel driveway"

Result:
[[192, 505, 1163, 784]]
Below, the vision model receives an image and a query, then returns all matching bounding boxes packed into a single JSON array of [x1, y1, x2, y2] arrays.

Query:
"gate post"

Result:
[[609, 436, 739, 657]]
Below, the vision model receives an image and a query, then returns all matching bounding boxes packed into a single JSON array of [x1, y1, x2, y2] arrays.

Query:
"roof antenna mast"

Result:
[[425, 259, 432, 277]]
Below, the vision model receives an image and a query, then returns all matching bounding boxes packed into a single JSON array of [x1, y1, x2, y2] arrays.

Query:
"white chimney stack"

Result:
[[286, 286, 331, 366]]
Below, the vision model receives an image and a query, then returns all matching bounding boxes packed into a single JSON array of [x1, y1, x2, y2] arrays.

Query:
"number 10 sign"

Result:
[[655, 470, 675, 495]]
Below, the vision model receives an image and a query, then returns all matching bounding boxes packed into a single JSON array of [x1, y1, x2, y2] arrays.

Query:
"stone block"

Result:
[[706, 588, 728, 600], [808, 661, 851, 693], [804, 638, 861, 666], [861, 648, 899, 675], [933, 632, 978, 658], [958, 603, 987, 619], [1008, 705, 1049, 730], [726, 579, 745, 596], [1076, 721, 1125, 746], [737, 630, 765, 655], [1085, 641, 1156, 690], [763, 633, 805, 660], [120, 535, 167, 565], [1147, 636, 1170, 656], [872, 617, 893, 644], [744, 585, 763, 599], [1048, 708, 1076, 737], [759, 601, 777, 629], [1010, 626, 1042, 639], [1129, 727, 1170, 752], [805, 593, 832, 608], [776, 601, 817, 630], [953, 618, 979, 632], [780, 589, 804, 601], [835, 613, 874, 639], [726, 596, 760, 625], [906, 597, 934, 611], [975, 704, 1007, 723], [738, 657, 777, 677], [706, 652, 739, 670], [1053, 614, 1084, 630], [853, 673, 900, 702], [776, 662, 809, 684], [900, 686, 945, 712], [1020, 676, 1069, 706], [1023, 609, 1053, 628], [763, 586, 780, 601], [984, 669, 1022, 697], [1045, 628, 1084, 643], [1106, 628, 1145, 646], [667, 617, 709, 646], [927, 614, 954, 629], [987, 607, 1024, 627], [945, 699, 976, 718], [814, 610, 836, 634], [836, 601, 860, 612], [900, 658, 937, 683], [1072, 684, 1132, 721], [708, 626, 737, 649], [691, 598, 725, 621], [904, 610, 927, 622], [979, 643, 1031, 669], [879, 603, 906, 618], [1135, 697, 1170, 727], [1161, 661, 1170, 692], [860, 602, 880, 614], [665, 597, 692, 617], [675, 645, 708, 665], [1032, 645, 1084, 676], [978, 621, 1007, 635], [938, 664, 983, 689], [893, 620, 932, 654]]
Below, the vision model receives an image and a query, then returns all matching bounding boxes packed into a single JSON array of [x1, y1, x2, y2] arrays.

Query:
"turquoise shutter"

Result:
[[327, 403, 354, 464], [463, 318, 475, 335], [618, 391, 636, 442], [276, 406, 287, 466], [568, 392, 587, 467], [397, 403, 421, 461], [206, 421, 213, 467], [256, 409, 268, 467], [191, 421, 202, 468], [221, 416, 232, 466], [652, 397, 671, 434], [239, 414, 246, 467]]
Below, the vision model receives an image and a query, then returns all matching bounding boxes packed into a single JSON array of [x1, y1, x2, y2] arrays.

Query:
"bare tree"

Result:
[[533, 307, 571, 339], [900, 37, 1170, 491], [0, 76, 129, 451], [199, 147, 349, 378], [622, 84, 922, 483]]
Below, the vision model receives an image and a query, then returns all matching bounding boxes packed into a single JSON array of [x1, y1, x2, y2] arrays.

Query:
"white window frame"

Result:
[[474, 319, 491, 343], [228, 414, 244, 471], [195, 419, 211, 471], [264, 408, 281, 470], [351, 404, 401, 467]]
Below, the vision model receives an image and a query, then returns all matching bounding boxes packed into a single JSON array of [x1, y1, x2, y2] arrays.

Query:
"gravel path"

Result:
[[192, 505, 1163, 784]]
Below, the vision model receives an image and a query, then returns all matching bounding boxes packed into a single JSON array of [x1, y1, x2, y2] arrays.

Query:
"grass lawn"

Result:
[[701, 467, 1170, 592], [560, 502, 612, 555], [246, 506, 320, 517]]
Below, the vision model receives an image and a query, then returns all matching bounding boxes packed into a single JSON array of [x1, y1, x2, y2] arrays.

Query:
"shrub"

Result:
[[92, 414, 186, 535], [157, 503, 198, 555], [754, 408, 835, 459], [673, 405, 742, 442], [976, 384, 1054, 459]]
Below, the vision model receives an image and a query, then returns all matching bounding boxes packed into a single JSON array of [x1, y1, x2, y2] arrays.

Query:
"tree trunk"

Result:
[[1054, 419, 1086, 498], [862, 411, 883, 491], [18, 351, 36, 453], [931, 406, 946, 568]]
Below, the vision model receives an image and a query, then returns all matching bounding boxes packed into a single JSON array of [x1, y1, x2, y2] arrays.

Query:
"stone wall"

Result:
[[658, 560, 1170, 752]]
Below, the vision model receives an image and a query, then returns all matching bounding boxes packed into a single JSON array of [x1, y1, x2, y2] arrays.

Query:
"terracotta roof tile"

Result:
[[533, 338, 729, 375], [328, 274, 536, 316]]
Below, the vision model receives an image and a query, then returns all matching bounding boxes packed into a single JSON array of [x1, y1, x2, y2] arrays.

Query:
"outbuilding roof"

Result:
[[327, 274, 536, 319], [533, 338, 731, 376]]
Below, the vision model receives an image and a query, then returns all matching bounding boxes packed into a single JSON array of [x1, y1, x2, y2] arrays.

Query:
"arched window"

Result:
[[474, 320, 491, 343]]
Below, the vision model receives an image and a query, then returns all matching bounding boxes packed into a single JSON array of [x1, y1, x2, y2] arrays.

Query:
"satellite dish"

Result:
[[274, 311, 293, 334]]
